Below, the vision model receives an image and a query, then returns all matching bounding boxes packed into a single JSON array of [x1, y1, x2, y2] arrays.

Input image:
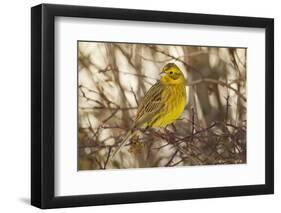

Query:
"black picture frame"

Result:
[[31, 3, 274, 209]]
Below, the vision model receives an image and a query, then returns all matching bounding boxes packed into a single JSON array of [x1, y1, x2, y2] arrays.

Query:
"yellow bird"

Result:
[[111, 63, 187, 158]]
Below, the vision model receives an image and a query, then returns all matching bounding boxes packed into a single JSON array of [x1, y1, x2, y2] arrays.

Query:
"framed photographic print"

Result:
[[31, 3, 274, 209]]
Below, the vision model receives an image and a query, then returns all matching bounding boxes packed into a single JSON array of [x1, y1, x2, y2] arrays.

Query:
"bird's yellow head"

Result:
[[160, 63, 185, 85]]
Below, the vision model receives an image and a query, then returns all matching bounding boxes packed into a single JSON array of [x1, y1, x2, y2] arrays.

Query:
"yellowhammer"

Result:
[[112, 63, 187, 158]]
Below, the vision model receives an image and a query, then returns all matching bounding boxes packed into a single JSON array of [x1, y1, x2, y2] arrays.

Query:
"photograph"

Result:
[[78, 41, 247, 170], [30, 3, 274, 209]]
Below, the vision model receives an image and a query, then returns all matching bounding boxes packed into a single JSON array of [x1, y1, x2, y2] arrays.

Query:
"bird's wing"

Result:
[[133, 81, 165, 127]]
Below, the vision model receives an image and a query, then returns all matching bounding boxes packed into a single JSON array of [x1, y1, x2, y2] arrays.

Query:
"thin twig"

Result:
[[188, 78, 246, 102], [165, 150, 179, 167], [103, 146, 112, 169]]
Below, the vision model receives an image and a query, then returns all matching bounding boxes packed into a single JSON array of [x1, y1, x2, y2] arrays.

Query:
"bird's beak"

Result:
[[160, 71, 166, 77]]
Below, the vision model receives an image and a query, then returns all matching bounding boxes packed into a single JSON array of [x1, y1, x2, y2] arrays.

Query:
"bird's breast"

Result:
[[166, 84, 186, 117], [153, 84, 186, 127]]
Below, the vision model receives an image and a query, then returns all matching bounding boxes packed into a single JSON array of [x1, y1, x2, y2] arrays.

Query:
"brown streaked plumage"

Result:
[[111, 63, 187, 158]]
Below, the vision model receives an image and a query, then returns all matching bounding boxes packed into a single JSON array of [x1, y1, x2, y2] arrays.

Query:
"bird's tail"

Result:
[[111, 129, 136, 159]]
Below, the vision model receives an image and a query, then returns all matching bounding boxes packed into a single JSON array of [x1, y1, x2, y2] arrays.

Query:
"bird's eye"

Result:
[[169, 71, 173, 74]]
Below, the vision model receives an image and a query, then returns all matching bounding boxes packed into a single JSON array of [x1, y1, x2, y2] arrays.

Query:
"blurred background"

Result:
[[78, 41, 246, 170]]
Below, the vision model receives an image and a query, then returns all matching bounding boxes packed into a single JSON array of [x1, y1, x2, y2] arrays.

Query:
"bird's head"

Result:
[[160, 63, 185, 85]]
